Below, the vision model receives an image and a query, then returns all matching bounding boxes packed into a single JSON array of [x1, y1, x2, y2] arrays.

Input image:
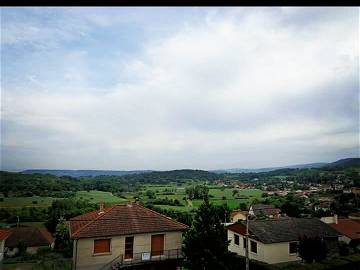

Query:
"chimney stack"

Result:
[[99, 202, 104, 214]]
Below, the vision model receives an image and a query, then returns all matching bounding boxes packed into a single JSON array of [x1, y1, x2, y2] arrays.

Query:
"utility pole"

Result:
[[245, 212, 249, 270]]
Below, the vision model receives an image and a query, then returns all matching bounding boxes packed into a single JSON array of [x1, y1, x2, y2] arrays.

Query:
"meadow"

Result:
[[138, 184, 263, 212], [0, 183, 263, 213]]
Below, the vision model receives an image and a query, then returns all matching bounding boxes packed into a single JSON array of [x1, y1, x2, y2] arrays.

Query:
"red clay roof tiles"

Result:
[[5, 227, 54, 248], [70, 203, 188, 239], [0, 229, 11, 241], [330, 218, 360, 240]]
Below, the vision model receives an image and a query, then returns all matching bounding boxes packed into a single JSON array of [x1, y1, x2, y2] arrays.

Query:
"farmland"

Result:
[[0, 181, 262, 212], [137, 184, 263, 212]]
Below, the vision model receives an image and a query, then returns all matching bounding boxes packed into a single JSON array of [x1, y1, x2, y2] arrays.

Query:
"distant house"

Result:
[[249, 204, 280, 218], [230, 210, 248, 223], [329, 218, 360, 246], [5, 227, 54, 256], [314, 201, 331, 212], [70, 203, 188, 270], [0, 229, 11, 261], [349, 212, 360, 220], [227, 218, 339, 264]]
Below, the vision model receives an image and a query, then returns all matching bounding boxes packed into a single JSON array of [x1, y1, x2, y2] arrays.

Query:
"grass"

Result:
[[75, 190, 127, 204], [0, 184, 262, 212], [0, 196, 59, 208], [142, 186, 263, 211]]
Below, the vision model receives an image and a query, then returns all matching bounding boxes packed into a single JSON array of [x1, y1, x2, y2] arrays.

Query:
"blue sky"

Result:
[[1, 7, 359, 171]]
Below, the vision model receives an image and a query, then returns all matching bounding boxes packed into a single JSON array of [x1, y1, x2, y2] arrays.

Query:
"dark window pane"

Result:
[[250, 240, 257, 253], [289, 242, 298, 254], [234, 234, 240, 245]]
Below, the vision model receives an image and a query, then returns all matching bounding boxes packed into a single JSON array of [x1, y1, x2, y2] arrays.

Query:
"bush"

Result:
[[338, 241, 350, 256]]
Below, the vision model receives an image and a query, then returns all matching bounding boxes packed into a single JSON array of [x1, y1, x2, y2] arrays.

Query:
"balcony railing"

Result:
[[105, 248, 184, 270]]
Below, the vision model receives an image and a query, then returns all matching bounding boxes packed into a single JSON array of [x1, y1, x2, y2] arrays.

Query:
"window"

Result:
[[289, 242, 298, 254], [243, 237, 247, 249], [151, 234, 164, 256], [125, 236, 134, 259], [250, 240, 257, 254], [234, 234, 240, 246], [94, 239, 111, 254]]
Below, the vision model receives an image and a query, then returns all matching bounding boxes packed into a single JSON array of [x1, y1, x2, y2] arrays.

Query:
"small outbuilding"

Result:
[[5, 226, 54, 256]]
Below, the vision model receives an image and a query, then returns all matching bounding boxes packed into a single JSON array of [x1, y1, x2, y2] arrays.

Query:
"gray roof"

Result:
[[252, 204, 275, 210], [247, 218, 339, 244]]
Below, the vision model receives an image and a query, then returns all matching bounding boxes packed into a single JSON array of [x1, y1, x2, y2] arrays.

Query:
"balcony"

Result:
[[105, 248, 184, 269]]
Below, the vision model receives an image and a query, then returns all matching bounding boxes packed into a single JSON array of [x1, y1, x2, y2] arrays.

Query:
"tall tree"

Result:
[[298, 235, 328, 263], [182, 196, 230, 270]]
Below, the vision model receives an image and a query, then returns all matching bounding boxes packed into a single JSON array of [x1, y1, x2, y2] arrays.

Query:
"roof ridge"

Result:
[[134, 203, 188, 229], [72, 205, 116, 238]]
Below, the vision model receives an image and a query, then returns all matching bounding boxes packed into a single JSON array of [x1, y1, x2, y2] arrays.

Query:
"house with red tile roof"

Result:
[[227, 218, 339, 264], [69, 203, 188, 270], [0, 229, 12, 261], [330, 218, 360, 246], [4, 226, 54, 257]]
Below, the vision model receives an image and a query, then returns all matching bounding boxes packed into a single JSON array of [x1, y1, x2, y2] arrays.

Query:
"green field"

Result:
[[144, 186, 263, 212], [0, 184, 262, 213], [75, 190, 127, 204], [0, 191, 127, 209], [0, 196, 59, 208]]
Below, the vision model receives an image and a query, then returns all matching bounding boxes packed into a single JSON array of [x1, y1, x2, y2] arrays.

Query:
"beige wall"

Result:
[[74, 231, 183, 270], [5, 244, 54, 257], [232, 213, 246, 223], [0, 240, 4, 262], [228, 230, 301, 264]]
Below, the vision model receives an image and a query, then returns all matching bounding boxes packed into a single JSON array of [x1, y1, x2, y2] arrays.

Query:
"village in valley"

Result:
[[0, 158, 359, 270]]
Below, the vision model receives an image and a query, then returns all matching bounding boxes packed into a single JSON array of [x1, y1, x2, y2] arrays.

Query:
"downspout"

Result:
[[73, 239, 78, 270]]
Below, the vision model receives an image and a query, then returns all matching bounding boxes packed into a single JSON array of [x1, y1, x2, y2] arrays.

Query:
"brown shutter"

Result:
[[151, 234, 164, 256], [94, 239, 111, 254]]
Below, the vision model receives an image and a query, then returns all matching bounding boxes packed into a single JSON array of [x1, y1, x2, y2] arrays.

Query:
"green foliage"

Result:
[[146, 190, 156, 199], [54, 217, 72, 257], [185, 185, 209, 200], [298, 235, 328, 263], [239, 202, 248, 211], [182, 196, 230, 270], [17, 240, 27, 257], [45, 199, 97, 233]]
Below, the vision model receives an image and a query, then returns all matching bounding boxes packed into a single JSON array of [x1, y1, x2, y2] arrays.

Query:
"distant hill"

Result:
[[323, 158, 360, 169], [212, 162, 327, 174], [20, 158, 359, 177], [21, 169, 153, 177]]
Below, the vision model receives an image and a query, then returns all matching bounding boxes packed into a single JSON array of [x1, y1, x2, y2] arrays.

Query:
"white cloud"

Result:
[[1, 8, 359, 170]]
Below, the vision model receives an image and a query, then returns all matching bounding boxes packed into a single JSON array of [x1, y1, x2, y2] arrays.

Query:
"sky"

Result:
[[1, 7, 359, 171]]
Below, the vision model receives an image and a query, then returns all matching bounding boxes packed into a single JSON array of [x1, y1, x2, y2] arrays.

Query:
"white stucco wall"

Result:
[[228, 230, 301, 264], [73, 231, 183, 270]]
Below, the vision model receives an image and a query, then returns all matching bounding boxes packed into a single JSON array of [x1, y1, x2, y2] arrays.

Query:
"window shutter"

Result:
[[151, 234, 164, 256], [94, 239, 111, 254]]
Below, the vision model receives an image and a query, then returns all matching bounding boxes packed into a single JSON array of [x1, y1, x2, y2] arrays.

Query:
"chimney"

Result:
[[99, 202, 105, 214], [334, 214, 338, 224]]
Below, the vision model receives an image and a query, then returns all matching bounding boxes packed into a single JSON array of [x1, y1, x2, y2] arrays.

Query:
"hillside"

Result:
[[324, 158, 360, 169], [212, 162, 327, 173], [21, 169, 152, 177]]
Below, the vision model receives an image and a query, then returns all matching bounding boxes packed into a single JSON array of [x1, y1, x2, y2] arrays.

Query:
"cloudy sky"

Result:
[[1, 7, 359, 171]]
